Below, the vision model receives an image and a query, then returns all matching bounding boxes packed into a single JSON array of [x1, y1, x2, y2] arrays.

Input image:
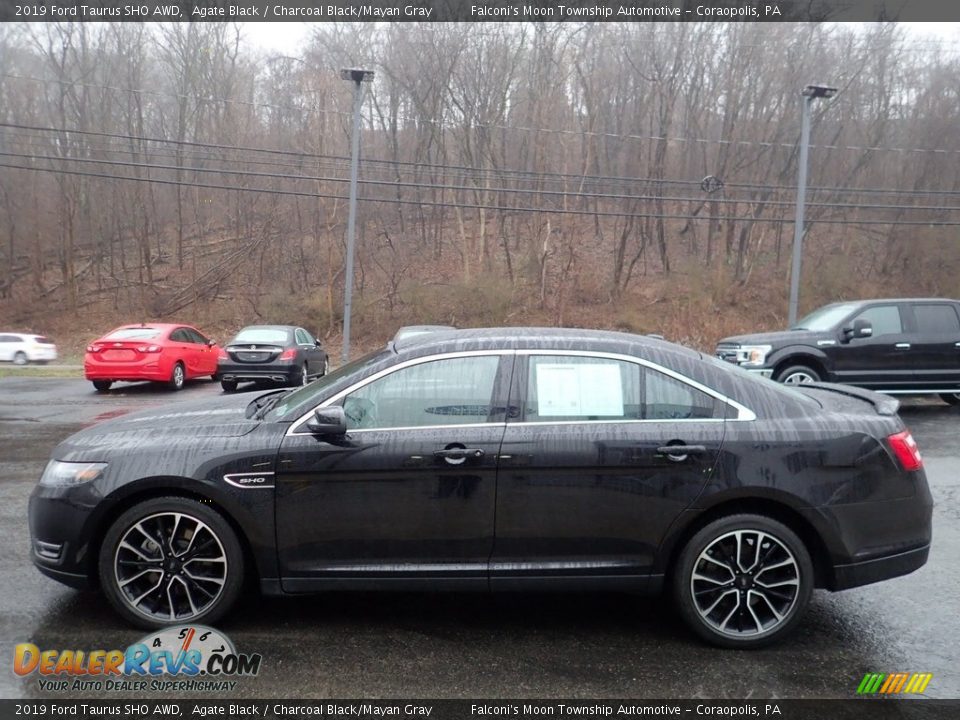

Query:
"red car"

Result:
[[84, 323, 220, 392]]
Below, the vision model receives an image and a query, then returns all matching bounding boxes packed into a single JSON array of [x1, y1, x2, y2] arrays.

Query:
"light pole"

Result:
[[340, 68, 374, 363], [788, 84, 837, 328]]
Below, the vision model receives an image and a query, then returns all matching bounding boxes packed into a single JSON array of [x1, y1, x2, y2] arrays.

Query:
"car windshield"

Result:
[[790, 303, 859, 331], [106, 327, 161, 340], [265, 349, 390, 421], [233, 328, 291, 344]]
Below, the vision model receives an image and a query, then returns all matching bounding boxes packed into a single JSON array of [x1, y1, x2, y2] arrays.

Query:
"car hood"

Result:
[[717, 329, 825, 347], [53, 392, 264, 459]]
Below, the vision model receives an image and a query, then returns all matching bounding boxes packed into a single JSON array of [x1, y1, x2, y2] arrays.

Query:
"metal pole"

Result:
[[342, 79, 363, 363], [788, 95, 812, 328]]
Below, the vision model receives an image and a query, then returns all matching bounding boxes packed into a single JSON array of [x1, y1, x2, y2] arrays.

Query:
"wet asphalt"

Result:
[[0, 377, 957, 700]]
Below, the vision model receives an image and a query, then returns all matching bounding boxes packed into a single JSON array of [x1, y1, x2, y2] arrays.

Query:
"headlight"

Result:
[[39, 460, 107, 487], [735, 345, 772, 367]]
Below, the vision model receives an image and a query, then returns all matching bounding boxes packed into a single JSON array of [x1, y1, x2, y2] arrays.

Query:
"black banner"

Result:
[[2, 0, 960, 23], [1, 700, 959, 720]]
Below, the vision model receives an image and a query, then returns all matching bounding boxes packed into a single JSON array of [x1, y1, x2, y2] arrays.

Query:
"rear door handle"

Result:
[[656, 445, 707, 455], [895, 343, 911, 349]]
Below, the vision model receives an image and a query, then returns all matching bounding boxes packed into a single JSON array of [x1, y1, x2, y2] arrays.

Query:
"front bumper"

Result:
[[745, 368, 774, 378], [29, 482, 103, 590]]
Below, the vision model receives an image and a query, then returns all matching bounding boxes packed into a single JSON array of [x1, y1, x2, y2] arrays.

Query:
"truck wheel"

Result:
[[775, 365, 821, 385]]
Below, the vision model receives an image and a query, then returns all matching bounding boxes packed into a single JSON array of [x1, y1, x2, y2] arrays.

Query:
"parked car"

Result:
[[217, 325, 328, 391], [30, 328, 931, 647], [717, 298, 960, 404], [0, 332, 57, 365], [84, 323, 219, 392]]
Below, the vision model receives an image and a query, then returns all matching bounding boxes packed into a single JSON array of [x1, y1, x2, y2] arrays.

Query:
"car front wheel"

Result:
[[775, 364, 821, 385], [98, 496, 244, 629], [13, 351, 27, 366], [673, 514, 813, 649]]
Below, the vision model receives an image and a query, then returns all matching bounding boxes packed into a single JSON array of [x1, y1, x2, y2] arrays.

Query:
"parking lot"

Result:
[[1, 377, 957, 699]]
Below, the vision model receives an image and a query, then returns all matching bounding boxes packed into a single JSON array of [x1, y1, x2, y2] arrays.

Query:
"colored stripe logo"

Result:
[[857, 672, 933, 694]]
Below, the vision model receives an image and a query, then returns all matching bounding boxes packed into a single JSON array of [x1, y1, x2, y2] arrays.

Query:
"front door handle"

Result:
[[657, 445, 707, 456], [434, 447, 485, 465], [895, 343, 911, 349]]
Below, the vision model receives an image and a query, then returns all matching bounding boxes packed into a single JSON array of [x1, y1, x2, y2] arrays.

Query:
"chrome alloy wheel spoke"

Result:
[[114, 511, 227, 621], [691, 529, 801, 637]]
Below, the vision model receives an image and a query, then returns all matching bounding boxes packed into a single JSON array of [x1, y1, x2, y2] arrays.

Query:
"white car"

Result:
[[0, 333, 58, 365]]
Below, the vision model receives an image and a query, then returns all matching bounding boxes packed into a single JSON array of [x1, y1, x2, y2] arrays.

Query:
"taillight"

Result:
[[136, 345, 162, 353], [279, 348, 296, 361], [217, 348, 228, 360], [888, 430, 923, 471], [86, 344, 103, 353]]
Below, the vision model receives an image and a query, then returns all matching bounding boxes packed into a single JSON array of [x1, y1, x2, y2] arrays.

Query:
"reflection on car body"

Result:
[[30, 328, 931, 648]]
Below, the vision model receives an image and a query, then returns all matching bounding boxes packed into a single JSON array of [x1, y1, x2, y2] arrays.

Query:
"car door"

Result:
[[274, 351, 512, 592], [826, 304, 912, 390], [902, 302, 960, 389], [300, 328, 325, 371], [167, 328, 195, 374], [294, 328, 318, 373], [490, 351, 726, 591], [186, 327, 217, 375]]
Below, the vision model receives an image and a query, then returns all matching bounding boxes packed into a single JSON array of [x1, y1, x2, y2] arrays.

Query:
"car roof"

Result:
[[391, 326, 699, 359], [822, 298, 958, 306], [236, 325, 297, 331]]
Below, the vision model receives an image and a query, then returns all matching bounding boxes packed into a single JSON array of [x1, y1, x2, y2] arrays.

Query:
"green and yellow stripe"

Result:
[[857, 672, 932, 694]]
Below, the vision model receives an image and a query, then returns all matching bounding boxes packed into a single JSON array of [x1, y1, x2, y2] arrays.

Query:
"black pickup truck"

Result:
[[715, 298, 960, 404]]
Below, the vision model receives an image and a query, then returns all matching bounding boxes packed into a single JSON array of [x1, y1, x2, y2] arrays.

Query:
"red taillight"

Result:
[[86, 344, 103, 353], [279, 348, 296, 361], [136, 344, 162, 353], [888, 430, 923, 472], [217, 348, 228, 360]]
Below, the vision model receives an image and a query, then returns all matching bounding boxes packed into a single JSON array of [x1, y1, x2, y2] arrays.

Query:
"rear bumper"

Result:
[[830, 544, 930, 591], [84, 357, 169, 381], [218, 362, 296, 383]]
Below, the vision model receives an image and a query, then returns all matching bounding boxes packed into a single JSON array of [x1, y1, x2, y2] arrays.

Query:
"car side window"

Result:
[[341, 355, 501, 430], [169, 329, 188, 342], [644, 368, 719, 420], [0, 335, 14, 342], [295, 329, 310, 345], [525, 355, 642, 421], [912, 305, 960, 336], [186, 329, 207, 344], [853, 306, 902, 337]]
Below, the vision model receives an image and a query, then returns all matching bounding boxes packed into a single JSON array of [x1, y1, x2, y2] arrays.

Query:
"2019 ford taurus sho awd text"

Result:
[[29, 328, 932, 648]]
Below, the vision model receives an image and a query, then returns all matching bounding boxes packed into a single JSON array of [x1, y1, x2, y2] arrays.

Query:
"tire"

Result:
[[775, 364, 821, 385], [168, 362, 185, 391], [940, 393, 960, 406], [220, 379, 238, 392], [321, 357, 329, 376], [98, 496, 245, 629], [673, 514, 814, 649], [12, 351, 27, 366], [92, 380, 113, 392], [293, 363, 309, 387]]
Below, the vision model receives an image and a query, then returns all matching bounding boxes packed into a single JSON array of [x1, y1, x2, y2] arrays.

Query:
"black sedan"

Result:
[[217, 325, 328, 391], [28, 328, 932, 648]]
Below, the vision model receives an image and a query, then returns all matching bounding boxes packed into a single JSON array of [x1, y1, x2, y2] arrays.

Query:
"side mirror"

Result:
[[315, 339, 323, 347], [842, 319, 873, 342], [207, 339, 217, 347], [305, 406, 347, 436]]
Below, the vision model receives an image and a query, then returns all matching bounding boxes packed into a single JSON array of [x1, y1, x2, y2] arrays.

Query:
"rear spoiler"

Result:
[[802, 382, 900, 416]]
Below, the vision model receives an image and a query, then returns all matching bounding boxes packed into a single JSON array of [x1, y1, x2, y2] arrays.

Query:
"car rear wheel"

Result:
[[939, 393, 960, 406], [220, 379, 238, 392], [168, 362, 185, 391], [92, 380, 112, 392], [98, 496, 244, 629], [673, 514, 813, 649], [13, 351, 27, 366], [321, 358, 329, 376], [298, 364, 309, 386], [775, 364, 821, 385]]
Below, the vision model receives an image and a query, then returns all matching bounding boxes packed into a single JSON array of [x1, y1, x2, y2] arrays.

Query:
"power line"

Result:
[[3, 160, 960, 227], [5, 150, 960, 215], [4, 121, 960, 200]]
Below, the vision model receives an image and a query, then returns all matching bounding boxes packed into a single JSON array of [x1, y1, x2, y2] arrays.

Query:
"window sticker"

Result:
[[535, 363, 624, 417]]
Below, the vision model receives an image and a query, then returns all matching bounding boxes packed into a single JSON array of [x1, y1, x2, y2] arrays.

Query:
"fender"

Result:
[[766, 344, 834, 376]]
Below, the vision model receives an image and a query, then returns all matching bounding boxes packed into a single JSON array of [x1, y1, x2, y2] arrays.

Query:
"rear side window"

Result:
[[913, 305, 960, 335], [169, 329, 191, 342], [524, 356, 720, 422], [853, 306, 902, 337], [33, 336, 52, 344]]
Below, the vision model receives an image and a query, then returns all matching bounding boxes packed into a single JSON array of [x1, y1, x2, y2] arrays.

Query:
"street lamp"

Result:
[[340, 68, 375, 363], [788, 84, 837, 328]]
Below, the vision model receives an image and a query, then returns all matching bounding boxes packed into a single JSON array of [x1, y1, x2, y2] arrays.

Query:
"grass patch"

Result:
[[0, 365, 83, 378]]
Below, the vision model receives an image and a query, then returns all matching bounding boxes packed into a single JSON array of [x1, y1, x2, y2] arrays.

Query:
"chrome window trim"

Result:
[[286, 347, 756, 437], [286, 350, 515, 436], [514, 349, 756, 422]]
